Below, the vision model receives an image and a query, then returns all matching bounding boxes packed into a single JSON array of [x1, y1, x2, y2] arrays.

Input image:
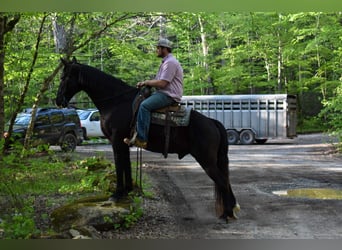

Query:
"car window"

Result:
[[66, 113, 80, 125], [77, 111, 91, 120], [14, 114, 31, 125], [36, 114, 50, 125], [50, 112, 64, 124], [90, 112, 100, 121]]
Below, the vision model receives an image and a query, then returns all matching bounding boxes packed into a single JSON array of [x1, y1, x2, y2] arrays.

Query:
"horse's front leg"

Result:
[[109, 140, 132, 202]]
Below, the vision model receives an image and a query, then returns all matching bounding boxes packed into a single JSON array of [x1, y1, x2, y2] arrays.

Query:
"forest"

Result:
[[0, 12, 341, 150]]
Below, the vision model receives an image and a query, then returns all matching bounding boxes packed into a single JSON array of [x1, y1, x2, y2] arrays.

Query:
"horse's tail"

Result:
[[212, 119, 237, 217]]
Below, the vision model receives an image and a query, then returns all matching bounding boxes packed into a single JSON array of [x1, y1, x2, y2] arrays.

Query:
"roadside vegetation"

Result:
[[0, 144, 148, 239]]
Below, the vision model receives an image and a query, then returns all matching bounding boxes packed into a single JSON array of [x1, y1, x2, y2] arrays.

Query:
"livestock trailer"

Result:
[[181, 94, 297, 145]]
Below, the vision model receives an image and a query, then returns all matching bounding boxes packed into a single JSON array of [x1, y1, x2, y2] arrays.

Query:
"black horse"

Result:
[[56, 57, 239, 220]]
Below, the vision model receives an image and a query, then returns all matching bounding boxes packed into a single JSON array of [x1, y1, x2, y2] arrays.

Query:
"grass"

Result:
[[0, 145, 150, 239]]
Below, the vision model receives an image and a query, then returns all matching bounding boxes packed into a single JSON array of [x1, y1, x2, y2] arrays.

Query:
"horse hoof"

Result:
[[233, 203, 241, 219], [224, 215, 237, 222], [220, 204, 241, 222], [232, 203, 240, 219]]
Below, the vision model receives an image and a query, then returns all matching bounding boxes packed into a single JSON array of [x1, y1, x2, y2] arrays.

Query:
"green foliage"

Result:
[[0, 153, 113, 238], [320, 85, 342, 150], [0, 151, 151, 238], [298, 116, 328, 134], [2, 12, 342, 143], [57, 155, 115, 194], [0, 207, 40, 239], [124, 195, 143, 228], [115, 194, 144, 229]]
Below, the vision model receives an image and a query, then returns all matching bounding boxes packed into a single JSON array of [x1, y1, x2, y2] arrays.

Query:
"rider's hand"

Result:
[[136, 81, 146, 88]]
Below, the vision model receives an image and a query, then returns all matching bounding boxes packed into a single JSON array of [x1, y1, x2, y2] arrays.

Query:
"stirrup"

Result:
[[123, 131, 137, 146]]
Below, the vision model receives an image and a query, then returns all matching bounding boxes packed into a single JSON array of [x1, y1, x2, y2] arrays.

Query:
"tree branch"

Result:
[[3, 13, 48, 153], [71, 13, 139, 53]]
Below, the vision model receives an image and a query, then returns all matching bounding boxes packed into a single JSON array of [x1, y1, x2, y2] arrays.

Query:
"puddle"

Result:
[[272, 188, 342, 200]]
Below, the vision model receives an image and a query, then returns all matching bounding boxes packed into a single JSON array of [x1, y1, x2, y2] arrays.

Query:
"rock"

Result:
[[69, 228, 97, 239], [50, 194, 131, 236], [69, 228, 81, 237], [72, 235, 92, 239]]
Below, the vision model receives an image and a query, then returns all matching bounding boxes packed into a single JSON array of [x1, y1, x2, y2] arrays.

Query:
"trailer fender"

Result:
[[255, 138, 268, 144]]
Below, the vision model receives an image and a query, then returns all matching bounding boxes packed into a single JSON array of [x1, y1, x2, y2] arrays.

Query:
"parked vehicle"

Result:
[[76, 109, 104, 139], [4, 107, 83, 152], [181, 94, 297, 145]]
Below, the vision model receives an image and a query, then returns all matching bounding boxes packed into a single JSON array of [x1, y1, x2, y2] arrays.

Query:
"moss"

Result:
[[73, 194, 110, 204], [50, 194, 131, 232]]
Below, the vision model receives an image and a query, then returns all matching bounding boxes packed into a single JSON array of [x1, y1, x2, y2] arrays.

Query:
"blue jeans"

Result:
[[136, 92, 175, 142]]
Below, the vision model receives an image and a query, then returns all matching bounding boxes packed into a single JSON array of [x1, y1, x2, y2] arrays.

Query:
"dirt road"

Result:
[[76, 134, 342, 239]]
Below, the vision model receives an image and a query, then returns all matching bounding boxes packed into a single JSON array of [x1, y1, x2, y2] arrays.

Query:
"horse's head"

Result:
[[56, 57, 82, 108]]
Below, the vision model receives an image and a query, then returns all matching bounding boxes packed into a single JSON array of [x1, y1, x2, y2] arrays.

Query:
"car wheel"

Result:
[[60, 133, 77, 152]]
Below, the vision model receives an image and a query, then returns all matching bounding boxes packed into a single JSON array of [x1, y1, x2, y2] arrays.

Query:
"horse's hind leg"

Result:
[[188, 112, 238, 220], [214, 154, 240, 220], [194, 154, 238, 220]]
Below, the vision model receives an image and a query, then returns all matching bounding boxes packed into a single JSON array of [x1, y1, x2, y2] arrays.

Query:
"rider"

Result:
[[124, 38, 184, 149]]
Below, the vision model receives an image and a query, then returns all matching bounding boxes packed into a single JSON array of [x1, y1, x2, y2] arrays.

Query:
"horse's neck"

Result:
[[83, 82, 138, 112], [79, 65, 138, 111]]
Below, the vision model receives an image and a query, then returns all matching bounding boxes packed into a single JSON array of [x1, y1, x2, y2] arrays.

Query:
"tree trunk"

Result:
[[276, 13, 284, 93], [277, 32, 283, 92], [0, 14, 20, 155], [198, 15, 213, 94], [0, 16, 6, 136], [51, 13, 67, 53], [23, 14, 49, 152]]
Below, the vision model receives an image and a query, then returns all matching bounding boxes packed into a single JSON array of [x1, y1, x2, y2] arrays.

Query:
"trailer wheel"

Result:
[[227, 130, 239, 145], [240, 130, 255, 145]]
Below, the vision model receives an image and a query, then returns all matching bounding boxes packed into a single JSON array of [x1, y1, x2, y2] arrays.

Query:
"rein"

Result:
[[135, 147, 143, 192]]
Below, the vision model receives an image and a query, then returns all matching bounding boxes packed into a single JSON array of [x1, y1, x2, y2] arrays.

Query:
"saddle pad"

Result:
[[151, 106, 192, 127]]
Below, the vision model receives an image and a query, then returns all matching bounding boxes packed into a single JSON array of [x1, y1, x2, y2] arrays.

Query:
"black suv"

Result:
[[6, 107, 83, 152]]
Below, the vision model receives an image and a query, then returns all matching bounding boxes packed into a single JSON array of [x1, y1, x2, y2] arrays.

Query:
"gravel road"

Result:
[[75, 133, 341, 239]]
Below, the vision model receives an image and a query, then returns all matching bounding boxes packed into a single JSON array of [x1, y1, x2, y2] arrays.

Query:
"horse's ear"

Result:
[[71, 57, 77, 64]]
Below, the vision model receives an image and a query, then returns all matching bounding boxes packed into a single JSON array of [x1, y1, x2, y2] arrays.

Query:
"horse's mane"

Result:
[[77, 63, 133, 92], [71, 62, 138, 108]]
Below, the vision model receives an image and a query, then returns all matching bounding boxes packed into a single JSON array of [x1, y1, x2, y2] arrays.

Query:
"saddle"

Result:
[[151, 104, 191, 127], [130, 87, 191, 158]]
